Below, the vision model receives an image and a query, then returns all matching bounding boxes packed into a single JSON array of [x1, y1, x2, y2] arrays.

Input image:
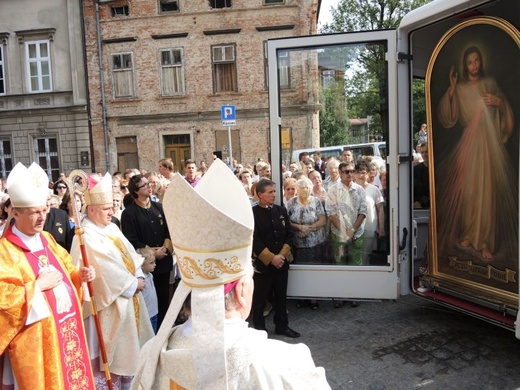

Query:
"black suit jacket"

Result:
[[44, 208, 74, 252], [121, 201, 173, 274], [314, 160, 326, 179], [252, 204, 294, 272]]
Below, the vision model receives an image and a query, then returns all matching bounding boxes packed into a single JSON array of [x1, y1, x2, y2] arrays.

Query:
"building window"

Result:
[[160, 0, 179, 12], [0, 139, 13, 179], [0, 45, 5, 95], [112, 52, 135, 98], [264, 45, 289, 90], [322, 69, 335, 87], [116, 136, 138, 172], [34, 136, 59, 182], [212, 44, 237, 93], [25, 40, 52, 93], [111, 6, 129, 17], [264, 0, 285, 3], [160, 48, 185, 96], [278, 51, 290, 89], [210, 0, 231, 9]]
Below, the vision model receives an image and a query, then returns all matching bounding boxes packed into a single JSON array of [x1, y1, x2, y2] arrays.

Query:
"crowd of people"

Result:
[[1, 140, 422, 388], [224, 149, 389, 320], [0, 125, 440, 389], [0, 156, 335, 389]]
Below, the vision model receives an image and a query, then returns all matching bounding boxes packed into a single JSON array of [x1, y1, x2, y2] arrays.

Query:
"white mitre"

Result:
[[84, 173, 113, 206], [132, 158, 254, 390], [7, 162, 49, 208], [167, 160, 254, 288]]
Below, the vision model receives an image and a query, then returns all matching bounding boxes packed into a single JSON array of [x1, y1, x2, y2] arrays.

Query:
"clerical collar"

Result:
[[12, 225, 43, 252]]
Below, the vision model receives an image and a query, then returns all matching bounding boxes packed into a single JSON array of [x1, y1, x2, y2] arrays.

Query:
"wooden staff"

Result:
[[67, 170, 113, 390]]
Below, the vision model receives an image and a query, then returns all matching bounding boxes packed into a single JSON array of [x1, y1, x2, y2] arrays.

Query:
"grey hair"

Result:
[[296, 177, 313, 190], [224, 288, 238, 311]]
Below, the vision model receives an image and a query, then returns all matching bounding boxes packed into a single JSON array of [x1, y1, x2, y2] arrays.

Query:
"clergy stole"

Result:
[[23, 234, 93, 389], [109, 236, 140, 331]]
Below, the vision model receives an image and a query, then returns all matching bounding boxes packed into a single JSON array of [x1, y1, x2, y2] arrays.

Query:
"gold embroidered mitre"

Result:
[[84, 173, 113, 206], [7, 162, 50, 208], [133, 160, 254, 390], [163, 159, 254, 288]]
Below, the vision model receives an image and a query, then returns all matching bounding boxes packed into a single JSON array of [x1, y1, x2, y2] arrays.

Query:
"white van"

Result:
[[290, 141, 386, 164], [269, 0, 520, 336]]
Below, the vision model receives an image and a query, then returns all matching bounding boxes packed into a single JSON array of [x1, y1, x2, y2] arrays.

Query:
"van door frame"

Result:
[[267, 30, 413, 300]]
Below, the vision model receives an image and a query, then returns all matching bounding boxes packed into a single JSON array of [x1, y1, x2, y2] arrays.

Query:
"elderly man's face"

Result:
[[13, 206, 48, 235], [260, 166, 271, 178], [258, 185, 276, 206], [328, 165, 339, 181]]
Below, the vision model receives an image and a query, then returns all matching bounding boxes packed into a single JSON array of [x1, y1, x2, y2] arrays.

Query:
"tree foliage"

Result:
[[318, 0, 431, 145], [321, 0, 430, 33], [412, 78, 427, 139], [319, 78, 353, 147]]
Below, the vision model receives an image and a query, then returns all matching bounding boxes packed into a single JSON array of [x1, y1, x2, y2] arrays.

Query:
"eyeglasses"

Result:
[[340, 170, 355, 174], [57, 185, 67, 190], [138, 182, 150, 189]]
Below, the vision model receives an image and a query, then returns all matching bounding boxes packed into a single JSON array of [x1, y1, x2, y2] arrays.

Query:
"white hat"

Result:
[[84, 173, 113, 206], [7, 162, 49, 208], [167, 163, 254, 288], [133, 158, 254, 389]]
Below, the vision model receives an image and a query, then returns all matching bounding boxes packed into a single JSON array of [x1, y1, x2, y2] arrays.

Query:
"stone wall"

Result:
[[83, 0, 319, 172]]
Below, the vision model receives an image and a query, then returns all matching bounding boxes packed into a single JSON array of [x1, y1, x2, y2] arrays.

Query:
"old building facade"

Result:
[[0, 0, 91, 181], [83, 0, 320, 173]]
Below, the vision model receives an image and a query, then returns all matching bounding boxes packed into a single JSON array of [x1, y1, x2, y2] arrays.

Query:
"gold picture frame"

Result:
[[423, 17, 520, 308]]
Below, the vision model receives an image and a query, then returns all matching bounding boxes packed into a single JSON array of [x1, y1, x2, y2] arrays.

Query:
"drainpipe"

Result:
[[80, 0, 96, 173], [96, 0, 111, 173]]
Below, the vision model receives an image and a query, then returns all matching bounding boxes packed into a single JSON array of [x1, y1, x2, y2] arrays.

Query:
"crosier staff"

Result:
[[67, 170, 113, 390]]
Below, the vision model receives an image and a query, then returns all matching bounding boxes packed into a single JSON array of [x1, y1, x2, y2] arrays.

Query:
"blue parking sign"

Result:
[[221, 105, 236, 126]]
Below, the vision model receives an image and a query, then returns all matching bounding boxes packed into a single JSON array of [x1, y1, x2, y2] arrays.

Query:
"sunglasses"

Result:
[[120, 185, 127, 190], [340, 170, 355, 174], [57, 185, 67, 189]]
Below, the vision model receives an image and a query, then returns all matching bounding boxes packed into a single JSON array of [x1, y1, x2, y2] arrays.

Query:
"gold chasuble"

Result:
[[0, 227, 94, 389]]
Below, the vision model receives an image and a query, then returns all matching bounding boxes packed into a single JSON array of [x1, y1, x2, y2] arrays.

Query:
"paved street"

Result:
[[265, 295, 520, 390]]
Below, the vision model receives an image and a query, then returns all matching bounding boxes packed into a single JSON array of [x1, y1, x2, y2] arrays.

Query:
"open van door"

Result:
[[399, 0, 519, 331], [267, 30, 409, 301], [267, 0, 519, 335]]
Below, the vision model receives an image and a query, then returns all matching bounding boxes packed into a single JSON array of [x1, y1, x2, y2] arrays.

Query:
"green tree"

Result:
[[320, 78, 353, 146], [319, 0, 430, 143], [321, 0, 431, 33], [412, 78, 426, 142]]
